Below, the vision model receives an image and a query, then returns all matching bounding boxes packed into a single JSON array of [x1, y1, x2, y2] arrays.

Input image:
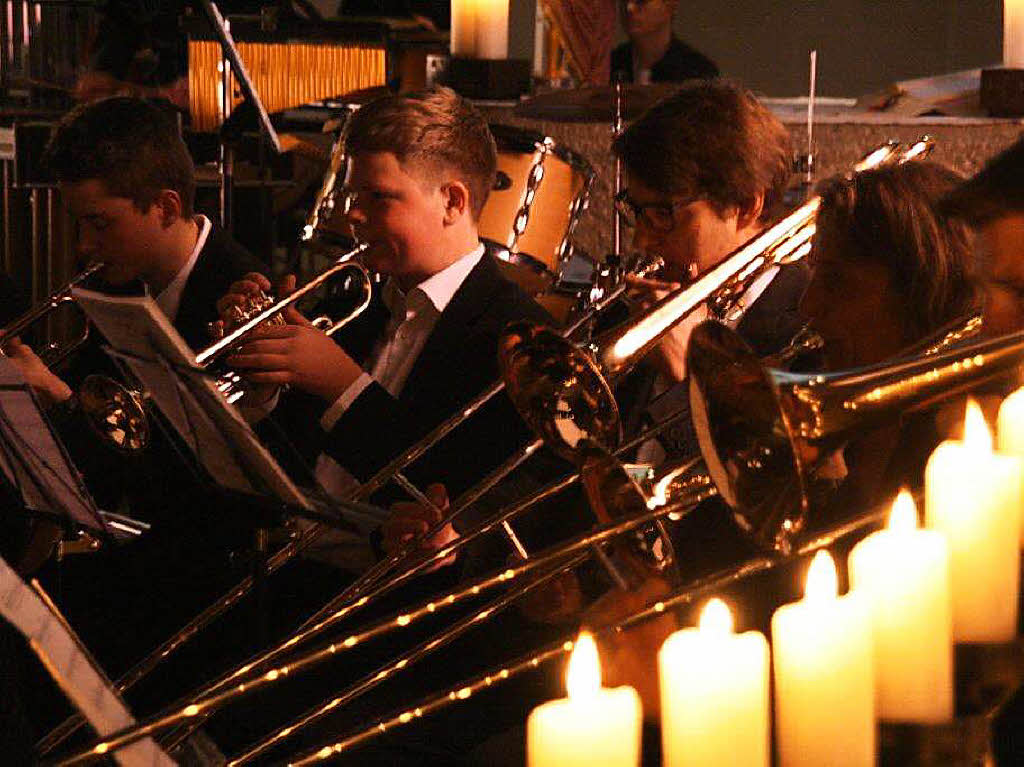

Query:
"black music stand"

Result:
[[69, 286, 385, 533], [196, 0, 282, 230], [0, 357, 110, 547]]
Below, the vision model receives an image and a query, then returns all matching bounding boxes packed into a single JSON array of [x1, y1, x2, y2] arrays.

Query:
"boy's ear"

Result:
[[736, 193, 765, 231], [441, 180, 472, 225], [154, 189, 184, 227]]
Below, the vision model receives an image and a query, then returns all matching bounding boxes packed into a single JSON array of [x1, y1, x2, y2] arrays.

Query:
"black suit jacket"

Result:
[[610, 36, 719, 84], [45, 225, 270, 679], [270, 252, 557, 529]]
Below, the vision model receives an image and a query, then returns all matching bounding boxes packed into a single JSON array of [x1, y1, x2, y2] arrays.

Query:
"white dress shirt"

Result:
[[319, 243, 486, 430], [313, 243, 486, 502], [154, 215, 211, 323]]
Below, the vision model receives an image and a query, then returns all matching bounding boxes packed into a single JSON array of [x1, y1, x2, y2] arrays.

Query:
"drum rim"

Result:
[[488, 123, 596, 182], [482, 238, 557, 281]]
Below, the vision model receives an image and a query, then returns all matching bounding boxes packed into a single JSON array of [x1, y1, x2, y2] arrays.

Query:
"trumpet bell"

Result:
[[78, 374, 150, 452], [498, 321, 621, 461]]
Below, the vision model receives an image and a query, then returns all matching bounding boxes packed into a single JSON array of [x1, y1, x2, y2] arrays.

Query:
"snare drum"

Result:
[[480, 125, 595, 299]]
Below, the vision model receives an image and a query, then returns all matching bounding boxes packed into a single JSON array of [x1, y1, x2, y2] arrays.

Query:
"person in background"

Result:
[[611, 0, 718, 84], [942, 136, 1024, 338], [941, 136, 1024, 767], [799, 161, 980, 517]]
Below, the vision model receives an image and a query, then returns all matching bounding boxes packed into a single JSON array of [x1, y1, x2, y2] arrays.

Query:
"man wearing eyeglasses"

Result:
[[505, 81, 812, 741], [611, 0, 718, 85], [612, 79, 808, 394]]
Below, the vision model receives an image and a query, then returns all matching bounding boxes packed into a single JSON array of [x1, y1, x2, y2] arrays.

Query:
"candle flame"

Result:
[[804, 550, 838, 601], [963, 398, 993, 453], [888, 489, 918, 532], [566, 631, 601, 699], [698, 598, 734, 635]]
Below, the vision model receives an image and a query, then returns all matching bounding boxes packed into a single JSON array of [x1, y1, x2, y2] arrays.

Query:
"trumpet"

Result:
[[195, 243, 373, 403], [0, 262, 105, 366], [0, 263, 151, 452]]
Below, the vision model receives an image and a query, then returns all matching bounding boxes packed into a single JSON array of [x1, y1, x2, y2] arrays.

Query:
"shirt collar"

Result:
[[155, 214, 211, 320], [382, 243, 486, 319]]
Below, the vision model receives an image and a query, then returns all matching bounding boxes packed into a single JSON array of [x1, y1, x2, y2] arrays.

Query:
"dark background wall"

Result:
[[508, 0, 1004, 97]]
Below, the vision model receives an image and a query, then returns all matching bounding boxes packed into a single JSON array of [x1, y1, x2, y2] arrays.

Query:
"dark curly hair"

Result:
[[612, 79, 792, 222], [815, 160, 981, 341], [44, 96, 195, 217]]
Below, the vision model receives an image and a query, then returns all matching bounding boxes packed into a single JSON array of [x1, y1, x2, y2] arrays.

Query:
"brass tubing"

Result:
[[226, 552, 592, 765], [54, 488, 709, 764], [286, 499, 896, 765]]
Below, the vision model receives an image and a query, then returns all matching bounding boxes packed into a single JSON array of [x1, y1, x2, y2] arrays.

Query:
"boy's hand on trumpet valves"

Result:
[[214, 273, 363, 404]]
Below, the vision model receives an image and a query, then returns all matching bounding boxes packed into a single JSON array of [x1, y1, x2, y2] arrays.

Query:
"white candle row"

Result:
[[528, 391, 1024, 766]]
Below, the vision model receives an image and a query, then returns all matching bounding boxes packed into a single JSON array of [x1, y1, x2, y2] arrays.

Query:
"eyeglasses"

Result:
[[614, 190, 691, 233]]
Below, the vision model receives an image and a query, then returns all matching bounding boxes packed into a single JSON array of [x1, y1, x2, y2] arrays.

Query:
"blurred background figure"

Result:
[[611, 0, 718, 84], [800, 160, 981, 519], [943, 137, 1024, 338]]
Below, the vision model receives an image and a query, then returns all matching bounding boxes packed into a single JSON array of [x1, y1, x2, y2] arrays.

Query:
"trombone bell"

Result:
[[498, 322, 622, 462]]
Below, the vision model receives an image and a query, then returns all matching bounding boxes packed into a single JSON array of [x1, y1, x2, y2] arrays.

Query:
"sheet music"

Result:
[[0, 556, 174, 766], [72, 287, 311, 509], [0, 358, 106, 532]]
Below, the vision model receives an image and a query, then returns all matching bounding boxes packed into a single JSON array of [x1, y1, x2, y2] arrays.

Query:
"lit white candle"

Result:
[[925, 399, 1022, 642], [1006, 0, 1024, 68], [450, 0, 477, 57], [659, 598, 768, 767], [997, 386, 1024, 545], [527, 632, 641, 767], [772, 551, 874, 767], [450, 0, 508, 59], [848, 490, 953, 723]]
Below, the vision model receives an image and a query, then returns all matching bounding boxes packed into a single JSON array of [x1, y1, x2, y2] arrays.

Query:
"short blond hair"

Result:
[[344, 86, 497, 220]]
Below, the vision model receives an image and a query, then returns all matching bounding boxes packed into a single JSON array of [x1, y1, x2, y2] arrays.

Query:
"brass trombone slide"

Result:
[[63, 309, 981, 762], [36, 248, 664, 756], [54, 465, 713, 764]]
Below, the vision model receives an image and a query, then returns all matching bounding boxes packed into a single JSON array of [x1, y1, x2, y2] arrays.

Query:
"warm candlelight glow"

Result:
[[699, 598, 734, 635], [529, 630, 641, 766], [804, 550, 838, 601], [963, 398, 992, 452], [566, 632, 600, 699], [1006, 0, 1024, 68], [888, 489, 918, 532]]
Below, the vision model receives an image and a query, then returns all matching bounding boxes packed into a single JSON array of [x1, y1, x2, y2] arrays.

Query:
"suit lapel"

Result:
[[397, 254, 503, 403], [175, 232, 221, 350]]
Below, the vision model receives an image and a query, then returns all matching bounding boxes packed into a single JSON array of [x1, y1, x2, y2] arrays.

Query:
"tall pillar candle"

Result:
[[1006, 0, 1024, 68], [997, 385, 1024, 544], [848, 490, 953, 722], [772, 550, 874, 767], [659, 598, 769, 767], [926, 399, 1022, 642], [527, 632, 641, 767], [450, 0, 477, 57], [473, 0, 509, 59]]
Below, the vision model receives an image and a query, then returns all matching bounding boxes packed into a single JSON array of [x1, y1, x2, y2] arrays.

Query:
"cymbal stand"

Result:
[[612, 74, 625, 259]]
